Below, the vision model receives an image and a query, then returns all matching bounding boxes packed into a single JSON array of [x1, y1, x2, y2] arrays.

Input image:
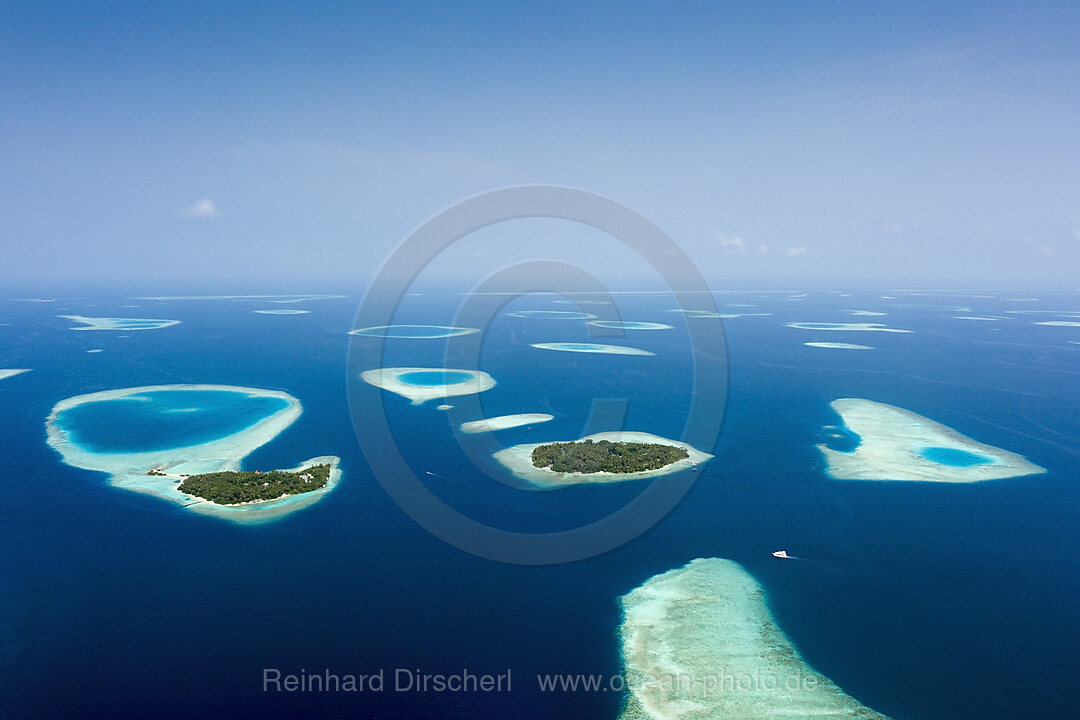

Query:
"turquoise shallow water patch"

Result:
[[919, 446, 994, 467], [59, 315, 180, 330], [348, 324, 477, 338], [397, 370, 475, 386], [506, 310, 596, 320], [52, 390, 292, 453], [557, 343, 605, 351], [588, 320, 672, 330], [109, 319, 170, 329], [531, 342, 654, 356]]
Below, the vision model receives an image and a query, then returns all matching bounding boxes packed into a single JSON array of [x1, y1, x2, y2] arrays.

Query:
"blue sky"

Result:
[[2, 1, 1078, 291]]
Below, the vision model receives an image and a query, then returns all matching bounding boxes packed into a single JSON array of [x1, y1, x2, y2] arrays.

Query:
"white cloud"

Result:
[[717, 233, 806, 258], [717, 234, 748, 255], [183, 198, 220, 219], [882, 221, 904, 234]]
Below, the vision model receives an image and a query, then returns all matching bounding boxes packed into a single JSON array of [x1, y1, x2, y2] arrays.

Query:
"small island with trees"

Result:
[[531, 439, 689, 474], [176, 463, 331, 505]]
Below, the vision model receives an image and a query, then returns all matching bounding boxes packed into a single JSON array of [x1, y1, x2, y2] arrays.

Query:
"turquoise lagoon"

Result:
[[919, 446, 994, 467], [359, 366, 496, 404], [397, 370, 476, 387], [43, 384, 337, 525], [51, 389, 292, 454]]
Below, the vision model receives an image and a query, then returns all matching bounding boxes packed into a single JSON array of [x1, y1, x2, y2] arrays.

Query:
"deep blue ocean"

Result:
[[1, 291, 1078, 719]]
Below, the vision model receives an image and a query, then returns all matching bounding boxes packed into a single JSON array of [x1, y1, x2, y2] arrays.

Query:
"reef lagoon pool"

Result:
[[918, 446, 995, 467], [50, 388, 293, 454], [397, 370, 477, 386]]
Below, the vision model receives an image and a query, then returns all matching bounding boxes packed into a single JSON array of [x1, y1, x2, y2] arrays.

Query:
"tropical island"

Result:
[[494, 431, 713, 488], [173, 463, 331, 505], [531, 439, 688, 474], [45, 384, 341, 523]]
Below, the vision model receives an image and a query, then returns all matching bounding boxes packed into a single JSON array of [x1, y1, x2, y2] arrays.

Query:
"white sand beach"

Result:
[[459, 413, 554, 434]]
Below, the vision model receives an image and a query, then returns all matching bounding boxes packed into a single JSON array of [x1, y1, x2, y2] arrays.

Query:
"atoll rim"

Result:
[[349, 324, 480, 338], [360, 366, 496, 404]]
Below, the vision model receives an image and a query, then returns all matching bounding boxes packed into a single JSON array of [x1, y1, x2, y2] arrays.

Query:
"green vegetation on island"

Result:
[[176, 464, 331, 505], [531, 439, 689, 474]]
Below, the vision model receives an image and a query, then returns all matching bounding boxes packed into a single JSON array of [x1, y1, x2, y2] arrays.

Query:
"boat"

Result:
[[772, 550, 790, 559]]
